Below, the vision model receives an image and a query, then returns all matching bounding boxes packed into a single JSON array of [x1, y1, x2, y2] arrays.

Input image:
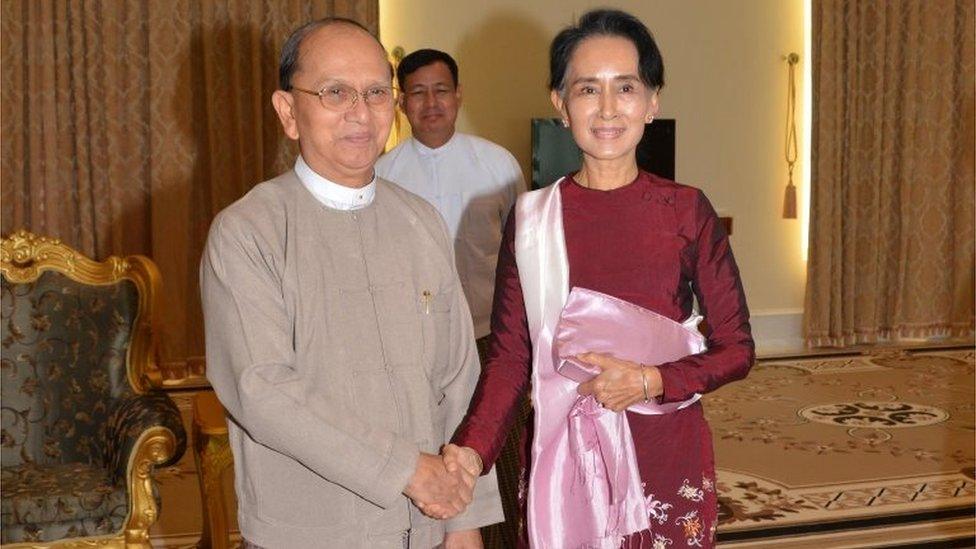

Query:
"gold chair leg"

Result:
[[193, 392, 233, 549]]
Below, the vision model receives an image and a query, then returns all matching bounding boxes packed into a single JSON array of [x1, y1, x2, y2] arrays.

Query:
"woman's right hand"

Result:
[[442, 443, 483, 477], [575, 352, 663, 412]]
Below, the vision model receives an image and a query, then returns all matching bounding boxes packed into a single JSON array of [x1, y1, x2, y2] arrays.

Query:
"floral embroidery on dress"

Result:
[[651, 533, 673, 549], [701, 474, 714, 493], [675, 510, 705, 547], [645, 492, 673, 525], [677, 478, 704, 502], [517, 466, 528, 502]]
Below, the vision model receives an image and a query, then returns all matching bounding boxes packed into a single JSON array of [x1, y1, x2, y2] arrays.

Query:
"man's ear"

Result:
[[272, 90, 300, 140], [455, 83, 463, 107]]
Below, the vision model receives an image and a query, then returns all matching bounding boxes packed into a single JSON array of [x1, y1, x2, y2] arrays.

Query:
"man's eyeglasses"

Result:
[[290, 83, 398, 111]]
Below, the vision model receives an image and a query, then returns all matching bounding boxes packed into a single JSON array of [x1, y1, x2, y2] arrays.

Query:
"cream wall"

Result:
[[380, 0, 807, 325]]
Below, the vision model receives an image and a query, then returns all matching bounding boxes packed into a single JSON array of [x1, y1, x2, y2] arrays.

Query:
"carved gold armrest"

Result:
[[123, 426, 181, 548], [103, 392, 187, 484]]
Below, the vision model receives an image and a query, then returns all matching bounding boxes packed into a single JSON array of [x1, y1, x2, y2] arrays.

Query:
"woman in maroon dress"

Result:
[[445, 9, 754, 548]]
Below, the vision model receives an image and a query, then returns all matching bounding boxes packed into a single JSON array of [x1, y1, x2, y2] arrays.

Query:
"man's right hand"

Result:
[[404, 452, 473, 519]]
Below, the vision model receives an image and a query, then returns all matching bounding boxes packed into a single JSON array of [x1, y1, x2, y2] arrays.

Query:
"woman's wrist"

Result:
[[645, 365, 663, 398], [627, 365, 646, 404], [640, 364, 650, 402]]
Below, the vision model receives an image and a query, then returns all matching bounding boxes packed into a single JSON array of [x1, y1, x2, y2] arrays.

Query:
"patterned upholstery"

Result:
[[1, 256, 186, 545], [1, 462, 127, 542], [2, 272, 138, 467]]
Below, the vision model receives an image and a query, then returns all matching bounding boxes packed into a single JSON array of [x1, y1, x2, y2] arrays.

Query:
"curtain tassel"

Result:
[[783, 179, 797, 219], [782, 52, 799, 219]]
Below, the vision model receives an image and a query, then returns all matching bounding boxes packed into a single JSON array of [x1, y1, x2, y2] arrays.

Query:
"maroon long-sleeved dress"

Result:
[[453, 172, 755, 548]]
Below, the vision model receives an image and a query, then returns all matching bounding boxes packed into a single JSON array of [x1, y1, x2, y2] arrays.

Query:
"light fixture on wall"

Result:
[[783, 52, 800, 219], [391, 45, 405, 65], [385, 46, 408, 152]]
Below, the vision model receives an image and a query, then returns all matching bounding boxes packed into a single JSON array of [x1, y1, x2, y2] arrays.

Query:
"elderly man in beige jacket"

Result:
[[200, 17, 502, 549]]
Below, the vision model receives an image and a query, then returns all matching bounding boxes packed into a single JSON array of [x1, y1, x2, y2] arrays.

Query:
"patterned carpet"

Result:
[[148, 348, 975, 547], [708, 347, 975, 547]]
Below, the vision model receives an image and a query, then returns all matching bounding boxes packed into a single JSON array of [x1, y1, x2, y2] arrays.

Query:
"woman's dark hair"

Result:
[[278, 17, 377, 91], [549, 9, 664, 93]]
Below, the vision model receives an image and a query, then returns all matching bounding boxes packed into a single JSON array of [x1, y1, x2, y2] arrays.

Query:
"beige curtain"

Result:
[[1, 0, 378, 368], [805, 0, 975, 347]]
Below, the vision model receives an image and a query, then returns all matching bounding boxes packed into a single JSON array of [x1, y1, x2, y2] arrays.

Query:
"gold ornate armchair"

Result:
[[0, 230, 186, 548]]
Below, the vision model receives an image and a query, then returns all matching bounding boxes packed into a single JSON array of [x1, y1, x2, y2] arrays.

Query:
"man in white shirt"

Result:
[[376, 49, 525, 346]]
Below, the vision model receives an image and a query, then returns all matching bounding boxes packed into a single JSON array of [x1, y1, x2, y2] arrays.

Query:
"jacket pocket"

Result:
[[417, 287, 454, 386]]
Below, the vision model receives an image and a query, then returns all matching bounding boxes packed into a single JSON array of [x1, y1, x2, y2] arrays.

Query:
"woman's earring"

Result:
[[561, 119, 569, 127], [646, 116, 654, 123]]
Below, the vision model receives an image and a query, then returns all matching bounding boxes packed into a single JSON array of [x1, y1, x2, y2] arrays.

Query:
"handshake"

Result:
[[403, 444, 483, 519]]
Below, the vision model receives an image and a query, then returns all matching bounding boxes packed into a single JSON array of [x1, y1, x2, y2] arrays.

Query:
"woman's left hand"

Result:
[[576, 352, 660, 412]]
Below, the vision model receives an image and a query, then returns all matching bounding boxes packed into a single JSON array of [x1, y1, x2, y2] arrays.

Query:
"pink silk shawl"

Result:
[[514, 181, 705, 548]]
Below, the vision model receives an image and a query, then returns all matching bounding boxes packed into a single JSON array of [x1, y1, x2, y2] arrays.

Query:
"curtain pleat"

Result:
[[1, 0, 379, 366], [805, 0, 975, 347]]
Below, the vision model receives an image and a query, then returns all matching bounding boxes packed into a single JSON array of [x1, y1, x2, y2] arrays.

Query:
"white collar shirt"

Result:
[[375, 133, 525, 338], [294, 155, 375, 211]]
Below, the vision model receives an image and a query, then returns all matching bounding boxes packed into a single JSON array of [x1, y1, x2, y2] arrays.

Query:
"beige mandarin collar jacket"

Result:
[[201, 170, 502, 548]]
